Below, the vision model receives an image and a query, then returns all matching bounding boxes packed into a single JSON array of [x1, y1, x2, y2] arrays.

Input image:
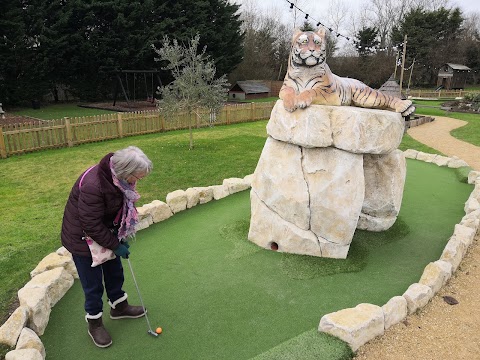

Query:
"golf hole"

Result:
[[270, 242, 279, 251]]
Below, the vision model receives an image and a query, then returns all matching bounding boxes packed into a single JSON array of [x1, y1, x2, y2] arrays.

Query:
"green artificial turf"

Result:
[[41, 159, 471, 359]]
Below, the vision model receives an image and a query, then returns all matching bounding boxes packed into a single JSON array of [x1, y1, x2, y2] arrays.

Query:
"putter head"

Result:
[[148, 330, 159, 337]]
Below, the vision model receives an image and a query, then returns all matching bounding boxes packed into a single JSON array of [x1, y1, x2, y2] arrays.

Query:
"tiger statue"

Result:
[[279, 29, 415, 116]]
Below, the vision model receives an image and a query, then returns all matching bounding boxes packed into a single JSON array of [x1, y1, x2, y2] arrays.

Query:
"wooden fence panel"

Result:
[[0, 101, 276, 158]]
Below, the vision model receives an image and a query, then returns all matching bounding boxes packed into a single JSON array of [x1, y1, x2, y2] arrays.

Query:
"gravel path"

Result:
[[354, 116, 480, 359]]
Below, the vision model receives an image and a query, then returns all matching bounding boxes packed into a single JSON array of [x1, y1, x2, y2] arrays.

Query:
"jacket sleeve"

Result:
[[78, 183, 120, 250]]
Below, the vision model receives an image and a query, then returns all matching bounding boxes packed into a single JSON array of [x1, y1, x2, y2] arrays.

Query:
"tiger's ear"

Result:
[[316, 28, 326, 39], [292, 28, 303, 41]]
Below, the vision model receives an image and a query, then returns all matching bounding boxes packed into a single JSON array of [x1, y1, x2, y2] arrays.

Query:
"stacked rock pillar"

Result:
[[248, 101, 406, 259]]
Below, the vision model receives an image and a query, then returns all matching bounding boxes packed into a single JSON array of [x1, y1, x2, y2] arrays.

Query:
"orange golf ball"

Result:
[[155, 327, 163, 334]]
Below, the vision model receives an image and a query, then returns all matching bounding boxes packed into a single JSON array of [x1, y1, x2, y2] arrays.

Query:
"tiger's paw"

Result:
[[296, 92, 313, 109], [395, 100, 415, 117], [282, 97, 298, 112], [402, 104, 415, 117]]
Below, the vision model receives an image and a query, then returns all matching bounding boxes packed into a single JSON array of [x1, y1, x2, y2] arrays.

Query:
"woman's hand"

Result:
[[114, 244, 130, 259]]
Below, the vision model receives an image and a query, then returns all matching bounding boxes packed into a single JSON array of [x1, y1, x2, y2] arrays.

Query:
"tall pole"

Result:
[[407, 58, 416, 94], [399, 34, 407, 94], [394, 51, 399, 79]]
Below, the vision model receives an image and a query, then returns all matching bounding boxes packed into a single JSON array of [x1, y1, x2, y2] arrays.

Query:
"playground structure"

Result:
[[112, 70, 163, 108]]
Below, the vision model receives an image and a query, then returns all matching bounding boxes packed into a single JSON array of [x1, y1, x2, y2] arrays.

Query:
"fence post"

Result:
[[64, 117, 73, 147], [160, 113, 165, 132], [226, 106, 231, 125], [195, 110, 200, 129], [250, 102, 256, 121], [0, 127, 7, 158], [117, 113, 123, 138]]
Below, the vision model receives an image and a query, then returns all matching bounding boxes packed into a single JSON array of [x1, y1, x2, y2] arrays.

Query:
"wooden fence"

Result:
[[407, 89, 480, 99], [0, 102, 276, 158]]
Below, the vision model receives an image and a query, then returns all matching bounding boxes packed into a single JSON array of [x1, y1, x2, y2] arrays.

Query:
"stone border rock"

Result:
[[404, 115, 434, 131], [318, 150, 478, 352], [0, 175, 252, 359], [2, 153, 476, 358]]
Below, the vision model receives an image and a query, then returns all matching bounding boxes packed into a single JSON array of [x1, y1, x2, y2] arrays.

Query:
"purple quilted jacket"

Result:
[[61, 153, 123, 256]]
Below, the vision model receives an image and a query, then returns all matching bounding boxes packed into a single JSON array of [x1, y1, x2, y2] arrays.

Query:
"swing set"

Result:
[[112, 69, 163, 107]]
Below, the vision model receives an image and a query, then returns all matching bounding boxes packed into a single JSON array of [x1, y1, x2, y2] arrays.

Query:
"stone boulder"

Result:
[[166, 190, 187, 213], [382, 296, 407, 330], [357, 150, 406, 231], [319, 303, 384, 351], [419, 261, 452, 294], [403, 283, 434, 314], [210, 185, 230, 200], [5, 349, 43, 360], [249, 101, 406, 258], [0, 307, 28, 347], [15, 327, 45, 358], [18, 267, 74, 335], [30, 252, 77, 279], [195, 187, 214, 204], [223, 177, 250, 194]]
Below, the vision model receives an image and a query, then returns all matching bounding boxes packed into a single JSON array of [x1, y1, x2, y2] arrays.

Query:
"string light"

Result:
[[284, 0, 351, 41], [284, 0, 397, 52], [283, 0, 479, 75]]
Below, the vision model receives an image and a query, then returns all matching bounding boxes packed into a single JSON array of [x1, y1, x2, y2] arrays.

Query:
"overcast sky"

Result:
[[232, 0, 480, 53], [233, 0, 480, 30]]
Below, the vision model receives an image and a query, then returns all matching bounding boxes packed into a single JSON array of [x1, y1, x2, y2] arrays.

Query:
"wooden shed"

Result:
[[228, 81, 270, 100], [437, 63, 471, 90]]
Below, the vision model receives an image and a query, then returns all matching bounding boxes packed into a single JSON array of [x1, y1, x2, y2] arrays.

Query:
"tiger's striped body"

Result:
[[279, 29, 415, 116]]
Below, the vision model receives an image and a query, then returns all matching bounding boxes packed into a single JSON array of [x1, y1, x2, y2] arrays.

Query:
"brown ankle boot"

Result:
[[110, 299, 146, 319], [87, 315, 112, 348]]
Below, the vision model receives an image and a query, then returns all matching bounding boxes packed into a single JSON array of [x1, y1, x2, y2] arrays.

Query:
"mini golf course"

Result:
[[41, 159, 472, 359]]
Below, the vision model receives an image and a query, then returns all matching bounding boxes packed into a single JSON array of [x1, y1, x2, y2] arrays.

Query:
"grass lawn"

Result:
[[1, 102, 479, 358], [9, 103, 114, 119]]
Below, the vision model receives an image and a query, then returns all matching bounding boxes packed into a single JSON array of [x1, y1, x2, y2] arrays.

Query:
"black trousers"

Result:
[[73, 254, 125, 316]]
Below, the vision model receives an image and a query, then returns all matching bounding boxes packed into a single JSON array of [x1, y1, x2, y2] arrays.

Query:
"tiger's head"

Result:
[[290, 29, 327, 67]]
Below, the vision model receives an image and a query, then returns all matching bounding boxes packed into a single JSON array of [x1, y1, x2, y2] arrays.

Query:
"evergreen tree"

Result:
[[355, 27, 380, 57], [0, 0, 49, 106], [391, 7, 464, 86], [2, 0, 244, 103]]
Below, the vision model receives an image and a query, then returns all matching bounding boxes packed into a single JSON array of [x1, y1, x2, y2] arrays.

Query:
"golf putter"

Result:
[[126, 257, 158, 337]]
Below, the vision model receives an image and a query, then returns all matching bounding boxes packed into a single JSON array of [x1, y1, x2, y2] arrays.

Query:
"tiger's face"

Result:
[[291, 30, 326, 67]]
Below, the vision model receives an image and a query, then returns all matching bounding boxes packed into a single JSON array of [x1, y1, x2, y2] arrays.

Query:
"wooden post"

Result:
[[226, 106, 231, 125], [0, 127, 7, 158], [399, 35, 407, 94], [160, 113, 165, 132], [407, 58, 415, 94], [64, 117, 73, 147], [250, 102, 256, 121], [394, 51, 400, 79], [117, 112, 123, 138]]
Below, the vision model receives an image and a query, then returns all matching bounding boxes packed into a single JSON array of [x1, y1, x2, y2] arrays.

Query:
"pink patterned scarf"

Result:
[[110, 159, 140, 240]]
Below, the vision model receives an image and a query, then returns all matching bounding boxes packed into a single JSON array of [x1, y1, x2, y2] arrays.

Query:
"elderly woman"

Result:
[[61, 146, 153, 348]]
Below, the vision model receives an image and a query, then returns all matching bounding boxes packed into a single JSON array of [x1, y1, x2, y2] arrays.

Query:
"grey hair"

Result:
[[111, 146, 153, 180]]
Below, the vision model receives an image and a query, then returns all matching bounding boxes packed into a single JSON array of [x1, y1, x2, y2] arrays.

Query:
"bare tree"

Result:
[[229, 1, 293, 82]]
